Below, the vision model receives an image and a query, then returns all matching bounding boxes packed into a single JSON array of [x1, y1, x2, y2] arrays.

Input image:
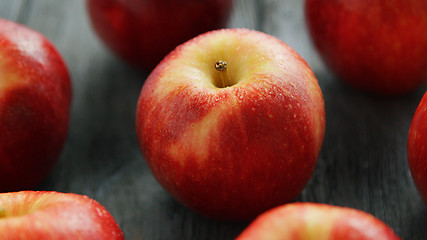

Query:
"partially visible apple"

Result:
[[136, 28, 325, 221], [86, 0, 234, 70], [0, 18, 71, 192], [236, 202, 400, 240], [0, 191, 124, 239], [408, 91, 427, 205], [305, 0, 427, 95]]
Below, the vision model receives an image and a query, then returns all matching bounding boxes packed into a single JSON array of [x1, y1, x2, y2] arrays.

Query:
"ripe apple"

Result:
[[135, 28, 326, 221], [408, 91, 427, 205], [86, 0, 234, 70], [236, 202, 400, 240], [305, 0, 427, 95], [0, 191, 124, 239], [0, 18, 71, 192]]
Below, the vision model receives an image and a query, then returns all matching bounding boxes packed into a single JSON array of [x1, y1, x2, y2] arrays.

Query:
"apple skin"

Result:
[[408, 91, 427, 205], [305, 0, 427, 95], [86, 0, 233, 70], [136, 28, 325, 221], [0, 18, 71, 192], [236, 202, 400, 240], [0, 191, 124, 239]]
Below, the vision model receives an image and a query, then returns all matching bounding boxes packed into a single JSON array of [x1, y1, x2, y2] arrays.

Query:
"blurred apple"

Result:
[[0, 191, 124, 239], [408, 91, 427, 205], [0, 18, 71, 192], [86, 0, 234, 70], [305, 0, 427, 95], [236, 202, 400, 240], [136, 28, 325, 220]]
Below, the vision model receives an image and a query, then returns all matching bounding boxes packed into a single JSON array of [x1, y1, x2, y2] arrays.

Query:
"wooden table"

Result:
[[1, 1, 426, 239]]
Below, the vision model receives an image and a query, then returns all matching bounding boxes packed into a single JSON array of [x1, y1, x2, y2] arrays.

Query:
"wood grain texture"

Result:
[[1, 0, 426, 239]]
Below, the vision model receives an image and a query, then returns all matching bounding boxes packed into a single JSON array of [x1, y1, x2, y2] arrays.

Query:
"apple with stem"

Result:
[[236, 202, 400, 240], [0, 191, 124, 239], [408, 91, 427, 205], [0, 18, 71, 192], [86, 0, 234, 70], [305, 0, 427, 95], [136, 28, 325, 221]]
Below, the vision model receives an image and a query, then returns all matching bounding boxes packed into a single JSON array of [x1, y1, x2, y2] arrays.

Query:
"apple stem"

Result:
[[215, 61, 230, 88], [0, 207, 5, 218]]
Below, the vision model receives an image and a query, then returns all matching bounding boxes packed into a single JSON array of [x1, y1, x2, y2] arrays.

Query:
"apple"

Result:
[[0, 191, 124, 239], [86, 0, 234, 70], [0, 18, 71, 192], [305, 0, 427, 95], [135, 28, 326, 221], [408, 91, 427, 205], [236, 202, 400, 240]]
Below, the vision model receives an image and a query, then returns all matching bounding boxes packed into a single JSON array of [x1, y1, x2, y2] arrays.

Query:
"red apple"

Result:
[[236, 202, 400, 240], [408, 91, 427, 205], [305, 0, 427, 95], [135, 28, 326, 221], [86, 0, 234, 70], [0, 18, 71, 192], [0, 191, 124, 239]]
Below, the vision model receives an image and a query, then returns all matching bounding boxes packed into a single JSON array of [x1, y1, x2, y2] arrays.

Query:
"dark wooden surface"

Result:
[[1, 1, 426, 239]]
